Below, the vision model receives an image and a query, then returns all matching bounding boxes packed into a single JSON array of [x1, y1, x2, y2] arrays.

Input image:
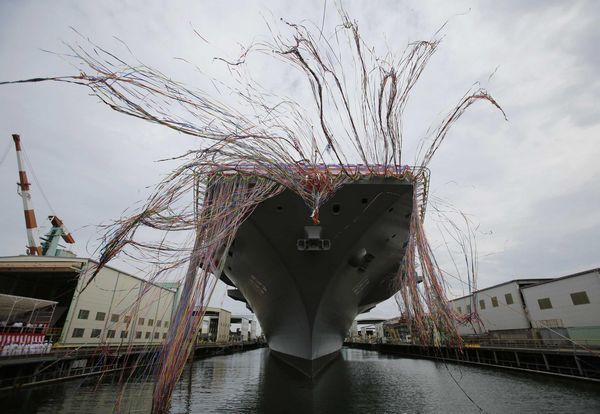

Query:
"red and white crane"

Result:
[[12, 134, 42, 256], [11, 134, 75, 256]]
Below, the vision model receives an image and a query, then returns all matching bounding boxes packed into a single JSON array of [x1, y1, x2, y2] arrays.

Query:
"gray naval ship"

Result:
[[221, 173, 415, 376]]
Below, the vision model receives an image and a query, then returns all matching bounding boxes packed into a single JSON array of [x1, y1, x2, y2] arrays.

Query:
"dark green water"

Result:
[[4, 348, 600, 413]]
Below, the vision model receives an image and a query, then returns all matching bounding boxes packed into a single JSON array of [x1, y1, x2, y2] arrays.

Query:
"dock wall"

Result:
[[345, 342, 600, 382], [0, 341, 265, 392]]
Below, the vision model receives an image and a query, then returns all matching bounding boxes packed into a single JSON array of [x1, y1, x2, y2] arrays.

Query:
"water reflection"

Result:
[[4, 348, 600, 414], [256, 352, 353, 413], [4, 377, 154, 413], [172, 348, 600, 414]]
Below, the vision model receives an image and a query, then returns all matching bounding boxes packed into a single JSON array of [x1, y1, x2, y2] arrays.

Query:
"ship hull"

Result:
[[223, 177, 413, 375]]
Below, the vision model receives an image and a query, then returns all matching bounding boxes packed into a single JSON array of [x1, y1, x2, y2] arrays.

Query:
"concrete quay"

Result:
[[0, 340, 265, 392], [345, 341, 600, 382]]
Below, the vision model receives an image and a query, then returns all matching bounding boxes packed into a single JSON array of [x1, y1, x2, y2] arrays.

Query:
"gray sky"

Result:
[[1, 0, 599, 319]]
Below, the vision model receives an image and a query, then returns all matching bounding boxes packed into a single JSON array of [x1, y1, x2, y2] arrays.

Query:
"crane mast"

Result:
[[11, 134, 76, 257], [12, 134, 42, 256]]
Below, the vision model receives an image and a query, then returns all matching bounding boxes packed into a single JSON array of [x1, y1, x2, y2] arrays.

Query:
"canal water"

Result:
[[4, 348, 600, 413]]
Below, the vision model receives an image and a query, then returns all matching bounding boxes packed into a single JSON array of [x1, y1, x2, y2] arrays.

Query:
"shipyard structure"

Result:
[[0, 256, 258, 350], [449, 268, 600, 346], [1, 134, 256, 355], [0, 254, 261, 390], [0, 256, 176, 348], [355, 268, 600, 347], [347, 268, 600, 381]]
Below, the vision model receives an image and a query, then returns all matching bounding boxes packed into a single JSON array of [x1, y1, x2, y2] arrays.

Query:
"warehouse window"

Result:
[[148, 319, 154, 326], [111, 314, 119, 322], [479, 299, 486, 310], [457, 306, 462, 313], [91, 329, 102, 338], [72, 328, 85, 338], [163, 333, 167, 339], [124, 315, 131, 323], [107, 330, 116, 338], [145, 332, 151, 339], [164, 321, 169, 328], [157, 320, 162, 327], [135, 331, 142, 339], [570, 291, 590, 305], [120, 331, 128, 339], [154, 332, 159, 339], [138, 318, 145, 326], [466, 304, 471, 313], [491, 297, 499, 307], [78, 309, 90, 320], [538, 298, 553, 310], [96, 312, 106, 321], [505, 293, 514, 305]]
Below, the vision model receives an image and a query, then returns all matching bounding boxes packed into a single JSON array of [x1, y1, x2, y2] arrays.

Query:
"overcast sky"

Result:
[[1, 0, 599, 319]]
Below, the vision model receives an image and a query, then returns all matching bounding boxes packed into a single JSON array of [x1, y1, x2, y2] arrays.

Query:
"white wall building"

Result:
[[450, 268, 600, 344], [450, 279, 546, 338], [375, 322, 385, 342], [62, 261, 177, 347], [521, 269, 600, 343], [231, 315, 252, 341], [249, 318, 257, 340], [199, 307, 231, 343], [0, 256, 178, 347]]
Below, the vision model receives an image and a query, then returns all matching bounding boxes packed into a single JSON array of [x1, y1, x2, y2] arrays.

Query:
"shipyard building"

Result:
[[199, 307, 232, 343], [0, 255, 259, 351], [0, 256, 177, 347], [1, 134, 252, 355], [450, 268, 600, 344]]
